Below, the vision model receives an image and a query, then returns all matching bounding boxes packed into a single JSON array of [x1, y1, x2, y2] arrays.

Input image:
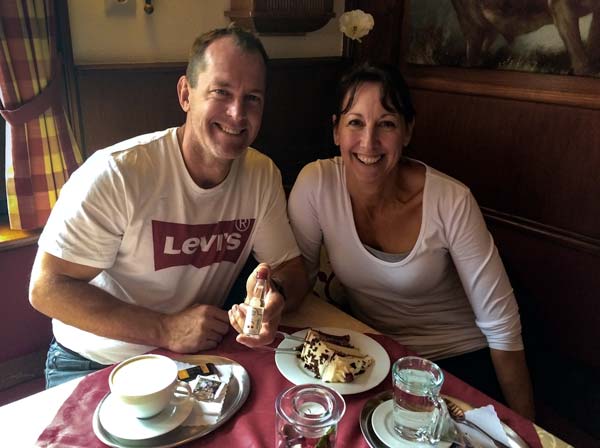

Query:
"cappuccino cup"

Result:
[[109, 354, 191, 419]]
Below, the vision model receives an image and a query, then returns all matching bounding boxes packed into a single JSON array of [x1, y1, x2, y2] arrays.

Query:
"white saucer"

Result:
[[98, 393, 194, 441], [371, 400, 451, 448]]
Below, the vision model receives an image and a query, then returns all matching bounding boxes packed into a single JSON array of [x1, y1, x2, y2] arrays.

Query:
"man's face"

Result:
[[182, 37, 266, 162]]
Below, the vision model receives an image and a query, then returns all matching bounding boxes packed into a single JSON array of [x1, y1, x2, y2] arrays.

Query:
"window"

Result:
[[0, 117, 41, 246]]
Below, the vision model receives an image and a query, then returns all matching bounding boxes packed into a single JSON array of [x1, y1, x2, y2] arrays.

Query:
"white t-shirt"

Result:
[[39, 128, 300, 364], [288, 157, 523, 360]]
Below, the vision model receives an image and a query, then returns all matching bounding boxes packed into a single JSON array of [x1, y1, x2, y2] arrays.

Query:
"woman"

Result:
[[288, 63, 535, 419]]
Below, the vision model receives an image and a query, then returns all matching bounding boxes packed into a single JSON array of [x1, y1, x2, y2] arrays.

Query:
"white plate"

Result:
[[371, 400, 451, 448], [274, 327, 390, 395], [99, 393, 194, 441]]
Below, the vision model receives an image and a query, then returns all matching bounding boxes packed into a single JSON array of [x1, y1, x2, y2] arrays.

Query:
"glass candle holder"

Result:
[[275, 384, 346, 448]]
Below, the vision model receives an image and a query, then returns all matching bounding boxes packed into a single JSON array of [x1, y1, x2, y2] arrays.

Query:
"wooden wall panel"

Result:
[[256, 58, 348, 188], [76, 64, 186, 156], [408, 90, 600, 242], [488, 222, 600, 366], [75, 58, 347, 189], [406, 86, 600, 371], [0, 245, 51, 363]]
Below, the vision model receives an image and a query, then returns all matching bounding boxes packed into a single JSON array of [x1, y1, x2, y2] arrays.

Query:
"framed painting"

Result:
[[401, 0, 600, 109]]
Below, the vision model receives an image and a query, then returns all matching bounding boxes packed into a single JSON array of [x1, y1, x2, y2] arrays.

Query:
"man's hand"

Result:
[[228, 263, 285, 347], [30, 251, 231, 354], [161, 304, 230, 353]]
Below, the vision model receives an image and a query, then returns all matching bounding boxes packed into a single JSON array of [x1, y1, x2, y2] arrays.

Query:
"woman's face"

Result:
[[334, 81, 413, 185]]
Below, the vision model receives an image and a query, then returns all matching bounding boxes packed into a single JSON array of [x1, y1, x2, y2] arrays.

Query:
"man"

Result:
[[29, 27, 309, 388]]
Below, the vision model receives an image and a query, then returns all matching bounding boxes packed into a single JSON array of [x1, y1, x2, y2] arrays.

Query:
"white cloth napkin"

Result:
[[457, 405, 511, 447], [174, 361, 232, 427]]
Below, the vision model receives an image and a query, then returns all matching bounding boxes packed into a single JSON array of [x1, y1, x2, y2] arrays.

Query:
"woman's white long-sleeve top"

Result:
[[288, 157, 523, 360]]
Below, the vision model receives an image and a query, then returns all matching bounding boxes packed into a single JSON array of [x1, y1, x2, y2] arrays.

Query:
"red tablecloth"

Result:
[[35, 330, 542, 447]]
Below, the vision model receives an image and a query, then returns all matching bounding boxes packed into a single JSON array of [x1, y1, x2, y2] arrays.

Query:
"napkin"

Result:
[[456, 405, 511, 447], [176, 362, 232, 427]]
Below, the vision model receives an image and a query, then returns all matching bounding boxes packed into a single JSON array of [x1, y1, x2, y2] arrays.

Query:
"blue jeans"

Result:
[[45, 339, 108, 389]]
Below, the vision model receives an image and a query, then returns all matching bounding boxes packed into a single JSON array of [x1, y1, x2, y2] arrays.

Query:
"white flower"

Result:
[[339, 9, 374, 42]]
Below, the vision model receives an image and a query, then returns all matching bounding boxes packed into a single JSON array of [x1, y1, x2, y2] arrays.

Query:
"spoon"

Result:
[[443, 398, 512, 448]]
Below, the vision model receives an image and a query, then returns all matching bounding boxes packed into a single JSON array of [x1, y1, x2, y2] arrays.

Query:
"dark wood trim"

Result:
[[266, 56, 347, 68], [76, 62, 186, 72], [75, 57, 346, 73], [405, 65, 600, 111], [55, 0, 83, 149], [342, 0, 359, 58], [342, 0, 407, 65], [483, 208, 600, 256], [73, 57, 347, 185], [0, 236, 40, 252]]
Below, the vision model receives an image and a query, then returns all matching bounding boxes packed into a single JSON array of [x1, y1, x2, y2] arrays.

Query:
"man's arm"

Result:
[[490, 348, 535, 420], [29, 250, 229, 353]]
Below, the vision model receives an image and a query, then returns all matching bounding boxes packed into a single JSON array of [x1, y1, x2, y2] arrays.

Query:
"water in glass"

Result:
[[392, 356, 445, 444]]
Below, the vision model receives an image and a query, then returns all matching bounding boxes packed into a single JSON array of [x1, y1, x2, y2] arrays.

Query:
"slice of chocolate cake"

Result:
[[299, 329, 374, 383]]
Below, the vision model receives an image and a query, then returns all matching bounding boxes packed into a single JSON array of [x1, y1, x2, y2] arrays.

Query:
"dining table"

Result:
[[0, 295, 571, 448]]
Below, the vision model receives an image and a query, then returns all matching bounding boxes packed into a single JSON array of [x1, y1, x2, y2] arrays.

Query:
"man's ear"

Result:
[[332, 114, 339, 146], [177, 75, 190, 112]]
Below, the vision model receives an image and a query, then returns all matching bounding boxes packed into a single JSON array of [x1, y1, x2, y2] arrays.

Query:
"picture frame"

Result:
[[400, 1, 600, 110]]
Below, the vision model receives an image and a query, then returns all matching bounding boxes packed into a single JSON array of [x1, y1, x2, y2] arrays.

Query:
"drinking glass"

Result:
[[392, 356, 448, 444], [275, 384, 346, 448]]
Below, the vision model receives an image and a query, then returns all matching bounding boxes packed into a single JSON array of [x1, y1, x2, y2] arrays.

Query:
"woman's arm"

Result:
[[490, 348, 535, 420], [446, 189, 535, 418]]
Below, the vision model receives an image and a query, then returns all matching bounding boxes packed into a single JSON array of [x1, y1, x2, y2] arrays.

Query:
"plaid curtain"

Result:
[[0, 0, 82, 230]]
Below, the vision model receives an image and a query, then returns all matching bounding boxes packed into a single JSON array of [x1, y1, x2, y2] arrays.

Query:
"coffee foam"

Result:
[[111, 355, 175, 396]]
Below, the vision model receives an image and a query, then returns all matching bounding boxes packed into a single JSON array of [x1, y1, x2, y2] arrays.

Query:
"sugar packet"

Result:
[[177, 363, 232, 426], [193, 376, 226, 401]]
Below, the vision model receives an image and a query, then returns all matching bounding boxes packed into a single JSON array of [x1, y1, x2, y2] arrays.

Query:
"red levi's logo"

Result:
[[152, 219, 255, 271]]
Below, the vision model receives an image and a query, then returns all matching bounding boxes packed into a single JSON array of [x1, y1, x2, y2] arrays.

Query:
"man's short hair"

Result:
[[186, 26, 269, 87]]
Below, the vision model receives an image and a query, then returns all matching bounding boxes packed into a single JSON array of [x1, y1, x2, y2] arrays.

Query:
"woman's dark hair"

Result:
[[334, 63, 415, 126], [186, 26, 269, 87]]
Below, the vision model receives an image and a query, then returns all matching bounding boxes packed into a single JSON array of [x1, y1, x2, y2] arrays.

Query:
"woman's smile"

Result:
[[354, 153, 383, 165]]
